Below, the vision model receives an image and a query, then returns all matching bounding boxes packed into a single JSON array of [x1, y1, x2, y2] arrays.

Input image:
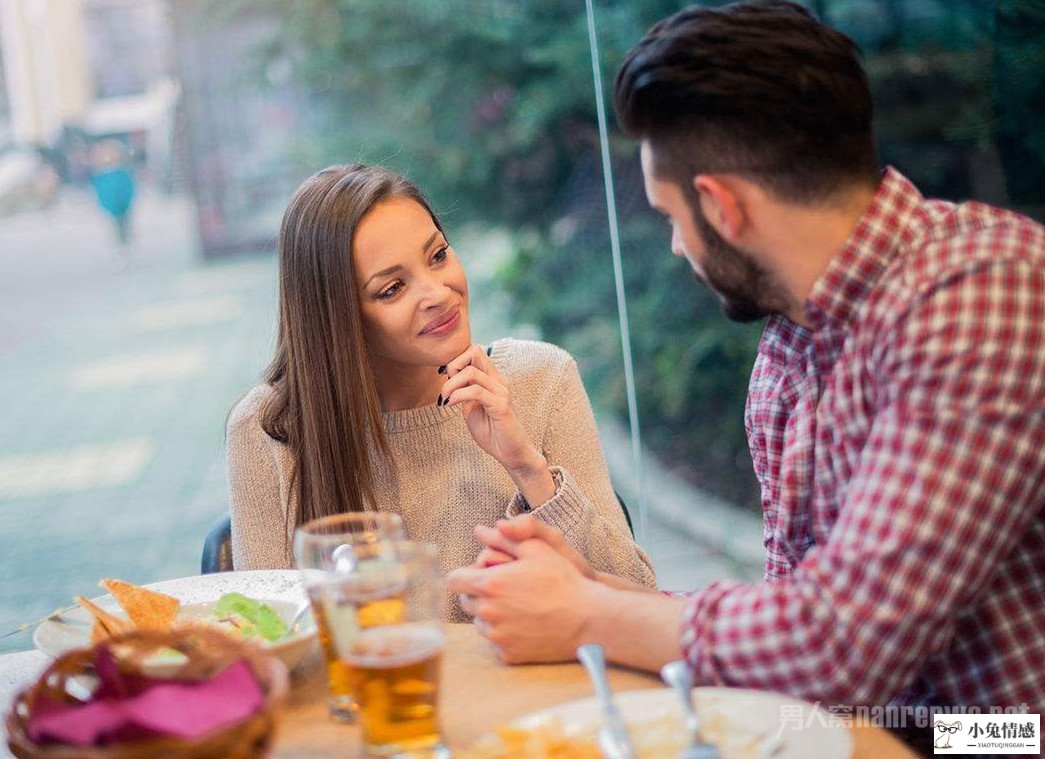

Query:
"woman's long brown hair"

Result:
[[260, 164, 443, 527]]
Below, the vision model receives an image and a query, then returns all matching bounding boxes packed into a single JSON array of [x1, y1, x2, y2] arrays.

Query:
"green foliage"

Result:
[[248, 0, 668, 229], [993, 0, 1045, 204]]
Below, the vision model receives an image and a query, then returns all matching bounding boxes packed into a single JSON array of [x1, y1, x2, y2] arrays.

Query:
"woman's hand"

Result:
[[440, 344, 556, 505], [472, 516, 596, 577], [451, 537, 597, 664]]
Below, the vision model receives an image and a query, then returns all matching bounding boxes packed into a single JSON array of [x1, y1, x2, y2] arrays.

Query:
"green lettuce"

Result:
[[213, 592, 289, 642]]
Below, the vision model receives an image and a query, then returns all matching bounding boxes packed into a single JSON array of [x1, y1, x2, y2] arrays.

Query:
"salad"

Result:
[[208, 592, 290, 643], [74, 579, 293, 645]]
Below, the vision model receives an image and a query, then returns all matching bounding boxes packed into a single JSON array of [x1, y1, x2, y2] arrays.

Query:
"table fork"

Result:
[[577, 644, 637, 759], [0, 604, 80, 640], [660, 660, 721, 759]]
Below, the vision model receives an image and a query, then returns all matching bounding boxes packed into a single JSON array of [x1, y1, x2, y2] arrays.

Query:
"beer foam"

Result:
[[308, 573, 408, 605], [344, 623, 444, 668]]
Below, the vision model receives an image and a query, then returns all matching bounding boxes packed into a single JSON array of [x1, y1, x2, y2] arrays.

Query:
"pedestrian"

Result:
[[89, 139, 136, 267]]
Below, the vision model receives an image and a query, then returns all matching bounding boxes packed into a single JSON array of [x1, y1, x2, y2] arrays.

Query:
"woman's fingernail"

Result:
[[438, 365, 447, 374], [486, 346, 493, 357], [437, 395, 444, 406]]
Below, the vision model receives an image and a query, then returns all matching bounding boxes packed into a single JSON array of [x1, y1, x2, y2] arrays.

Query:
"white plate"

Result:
[[485, 687, 851, 759], [33, 570, 318, 671]]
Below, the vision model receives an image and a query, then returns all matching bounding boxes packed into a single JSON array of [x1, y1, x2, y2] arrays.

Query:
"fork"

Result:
[[577, 644, 637, 759], [0, 604, 81, 640], [659, 660, 721, 759], [287, 602, 312, 636]]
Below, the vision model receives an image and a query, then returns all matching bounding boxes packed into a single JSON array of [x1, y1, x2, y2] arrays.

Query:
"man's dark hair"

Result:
[[615, 0, 878, 203]]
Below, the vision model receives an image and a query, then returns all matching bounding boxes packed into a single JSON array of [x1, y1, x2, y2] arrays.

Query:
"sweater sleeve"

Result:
[[226, 393, 293, 570], [505, 358, 657, 589]]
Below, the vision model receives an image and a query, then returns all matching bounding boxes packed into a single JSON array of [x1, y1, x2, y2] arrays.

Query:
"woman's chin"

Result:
[[435, 331, 472, 364], [451, 333, 474, 359]]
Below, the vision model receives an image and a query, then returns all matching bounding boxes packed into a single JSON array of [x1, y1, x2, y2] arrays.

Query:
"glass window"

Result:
[[0, 0, 1040, 649]]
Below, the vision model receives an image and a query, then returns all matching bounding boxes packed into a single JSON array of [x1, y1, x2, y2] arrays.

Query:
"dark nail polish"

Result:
[[437, 395, 443, 406], [486, 345, 493, 357], [438, 365, 446, 374]]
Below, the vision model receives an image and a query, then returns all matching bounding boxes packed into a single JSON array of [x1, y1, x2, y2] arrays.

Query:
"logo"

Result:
[[769, 701, 1037, 755], [933, 720, 961, 750], [934, 713, 1040, 755]]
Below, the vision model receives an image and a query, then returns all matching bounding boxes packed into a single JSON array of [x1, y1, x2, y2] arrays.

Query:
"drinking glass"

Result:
[[293, 512, 406, 722], [296, 531, 447, 758]]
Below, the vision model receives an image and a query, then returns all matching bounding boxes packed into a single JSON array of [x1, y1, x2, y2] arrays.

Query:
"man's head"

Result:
[[616, 0, 879, 321]]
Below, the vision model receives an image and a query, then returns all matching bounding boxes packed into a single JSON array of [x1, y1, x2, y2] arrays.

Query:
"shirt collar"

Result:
[[803, 167, 922, 331]]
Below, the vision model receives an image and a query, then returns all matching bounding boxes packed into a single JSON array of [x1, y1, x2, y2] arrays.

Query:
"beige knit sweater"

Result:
[[227, 338, 656, 621]]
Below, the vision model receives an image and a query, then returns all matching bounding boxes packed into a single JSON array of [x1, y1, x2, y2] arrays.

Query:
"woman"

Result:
[[227, 164, 655, 620]]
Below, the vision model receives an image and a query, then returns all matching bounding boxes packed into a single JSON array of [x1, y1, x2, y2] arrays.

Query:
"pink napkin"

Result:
[[27, 647, 265, 746]]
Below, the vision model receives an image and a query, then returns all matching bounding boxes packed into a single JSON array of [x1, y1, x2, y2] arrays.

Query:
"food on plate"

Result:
[[75, 595, 134, 642], [462, 706, 783, 759], [77, 579, 180, 643], [207, 592, 289, 642], [461, 720, 602, 759], [101, 578, 180, 629], [72, 580, 290, 646]]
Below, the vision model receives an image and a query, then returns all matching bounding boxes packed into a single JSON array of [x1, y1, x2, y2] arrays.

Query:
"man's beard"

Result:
[[689, 201, 785, 323]]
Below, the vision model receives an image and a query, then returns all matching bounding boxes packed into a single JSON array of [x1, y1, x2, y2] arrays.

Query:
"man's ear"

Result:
[[693, 174, 745, 242]]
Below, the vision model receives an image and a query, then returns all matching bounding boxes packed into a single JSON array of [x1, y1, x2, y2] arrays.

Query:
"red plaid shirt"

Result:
[[679, 168, 1045, 711]]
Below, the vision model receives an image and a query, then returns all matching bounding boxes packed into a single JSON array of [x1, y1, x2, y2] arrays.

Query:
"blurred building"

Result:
[[80, 0, 181, 189], [83, 0, 171, 98], [169, 0, 310, 258], [0, 0, 180, 202], [0, 0, 92, 146]]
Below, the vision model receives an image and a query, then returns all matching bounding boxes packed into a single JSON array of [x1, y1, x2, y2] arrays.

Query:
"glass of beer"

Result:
[[293, 513, 406, 722], [344, 542, 445, 758], [296, 531, 447, 758]]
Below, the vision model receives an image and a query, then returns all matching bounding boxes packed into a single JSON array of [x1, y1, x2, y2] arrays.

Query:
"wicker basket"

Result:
[[6, 628, 289, 759]]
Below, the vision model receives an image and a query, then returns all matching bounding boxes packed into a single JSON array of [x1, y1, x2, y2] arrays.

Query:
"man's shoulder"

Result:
[[899, 199, 1044, 289]]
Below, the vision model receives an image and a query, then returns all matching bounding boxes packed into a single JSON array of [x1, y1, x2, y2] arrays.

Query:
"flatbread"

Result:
[[100, 579, 180, 630], [75, 595, 134, 639], [90, 619, 109, 644]]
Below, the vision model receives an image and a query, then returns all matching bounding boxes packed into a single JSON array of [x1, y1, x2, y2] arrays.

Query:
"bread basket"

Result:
[[6, 628, 289, 759]]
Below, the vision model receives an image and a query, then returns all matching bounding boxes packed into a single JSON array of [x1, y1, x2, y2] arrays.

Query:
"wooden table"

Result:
[[1, 624, 919, 758]]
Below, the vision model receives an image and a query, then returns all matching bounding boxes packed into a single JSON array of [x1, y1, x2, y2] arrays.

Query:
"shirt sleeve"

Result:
[[745, 324, 804, 582], [227, 397, 294, 570], [679, 259, 1045, 705], [504, 357, 657, 589]]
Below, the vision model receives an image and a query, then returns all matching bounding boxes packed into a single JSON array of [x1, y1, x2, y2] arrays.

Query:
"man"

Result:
[[449, 0, 1044, 719]]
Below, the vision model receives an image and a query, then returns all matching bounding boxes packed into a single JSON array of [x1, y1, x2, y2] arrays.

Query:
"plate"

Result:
[[476, 687, 851, 759], [33, 570, 318, 671]]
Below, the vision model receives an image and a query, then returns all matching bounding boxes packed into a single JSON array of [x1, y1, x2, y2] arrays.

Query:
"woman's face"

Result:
[[353, 196, 471, 371]]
